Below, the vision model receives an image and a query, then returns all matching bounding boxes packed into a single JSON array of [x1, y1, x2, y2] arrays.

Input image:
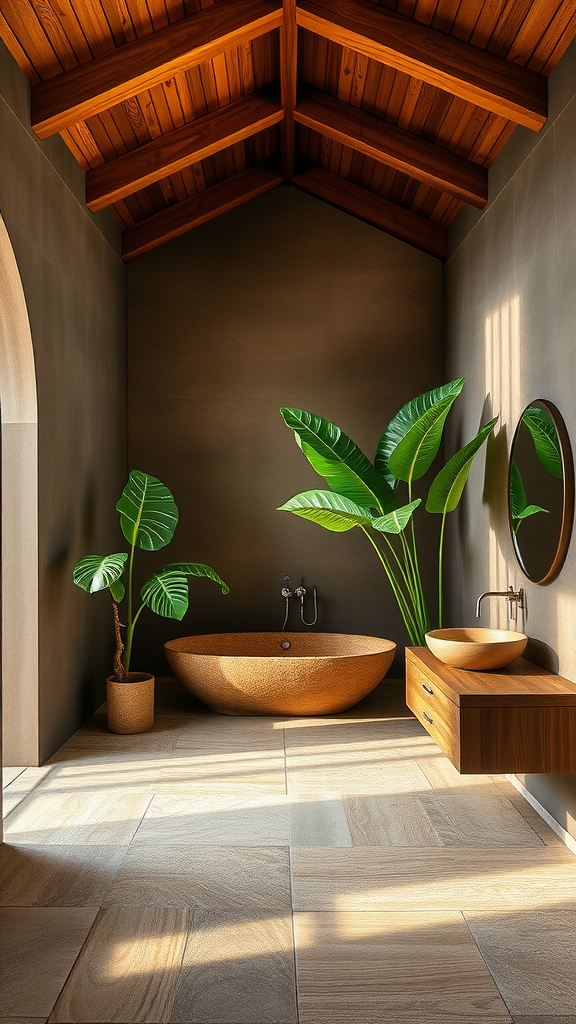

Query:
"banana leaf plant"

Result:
[[73, 470, 229, 680], [509, 458, 549, 536], [278, 381, 497, 646]]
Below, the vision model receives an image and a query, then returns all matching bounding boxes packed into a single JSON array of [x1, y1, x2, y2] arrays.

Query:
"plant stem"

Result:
[[399, 529, 426, 633], [123, 602, 145, 675], [112, 600, 126, 681], [438, 511, 447, 629], [362, 528, 421, 643]]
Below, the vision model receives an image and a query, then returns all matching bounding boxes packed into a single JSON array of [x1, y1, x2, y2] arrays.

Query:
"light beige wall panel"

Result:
[[445, 33, 576, 841], [0, 38, 127, 765]]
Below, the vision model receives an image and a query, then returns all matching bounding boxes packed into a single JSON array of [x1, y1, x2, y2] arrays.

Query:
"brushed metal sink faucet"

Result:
[[476, 585, 525, 620]]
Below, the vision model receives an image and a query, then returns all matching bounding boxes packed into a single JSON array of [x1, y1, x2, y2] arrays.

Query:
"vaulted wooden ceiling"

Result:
[[2, 0, 575, 262]]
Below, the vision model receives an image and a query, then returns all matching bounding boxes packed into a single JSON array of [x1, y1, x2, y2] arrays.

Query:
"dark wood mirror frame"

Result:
[[508, 400, 575, 585]]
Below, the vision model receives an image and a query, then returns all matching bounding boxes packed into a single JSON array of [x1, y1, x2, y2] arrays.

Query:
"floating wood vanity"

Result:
[[406, 647, 576, 774]]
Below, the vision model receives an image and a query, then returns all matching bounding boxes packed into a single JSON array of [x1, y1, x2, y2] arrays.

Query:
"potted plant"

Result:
[[73, 470, 229, 734], [278, 379, 497, 646]]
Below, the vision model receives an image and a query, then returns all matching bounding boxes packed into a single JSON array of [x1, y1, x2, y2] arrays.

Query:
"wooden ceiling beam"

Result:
[[280, 0, 298, 179], [31, 0, 283, 139], [296, 0, 547, 131], [86, 90, 283, 211], [122, 164, 284, 262], [295, 88, 488, 209], [292, 166, 448, 259]]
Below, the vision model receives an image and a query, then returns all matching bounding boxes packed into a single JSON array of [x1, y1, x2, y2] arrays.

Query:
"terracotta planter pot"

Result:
[[106, 672, 155, 734]]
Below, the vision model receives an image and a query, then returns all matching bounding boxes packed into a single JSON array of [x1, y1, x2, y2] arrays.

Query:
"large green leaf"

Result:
[[522, 406, 562, 478], [280, 408, 395, 514], [371, 499, 421, 535], [142, 561, 229, 620], [376, 379, 465, 485], [426, 416, 498, 514], [116, 470, 179, 551], [73, 552, 128, 593], [509, 458, 527, 519], [516, 504, 549, 521], [277, 490, 373, 532], [164, 562, 230, 595], [141, 569, 189, 620]]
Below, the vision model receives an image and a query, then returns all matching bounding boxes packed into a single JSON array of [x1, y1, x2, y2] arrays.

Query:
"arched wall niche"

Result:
[[0, 212, 39, 767]]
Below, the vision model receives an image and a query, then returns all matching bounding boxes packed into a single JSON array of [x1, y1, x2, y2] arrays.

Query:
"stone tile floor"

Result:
[[1, 678, 575, 1023]]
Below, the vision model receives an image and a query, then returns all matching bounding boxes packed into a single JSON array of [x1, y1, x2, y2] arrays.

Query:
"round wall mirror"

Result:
[[508, 400, 574, 584]]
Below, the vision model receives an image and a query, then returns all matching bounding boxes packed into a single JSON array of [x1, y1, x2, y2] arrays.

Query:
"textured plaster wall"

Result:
[[0, 40, 127, 764], [128, 187, 442, 677], [444, 36, 576, 840]]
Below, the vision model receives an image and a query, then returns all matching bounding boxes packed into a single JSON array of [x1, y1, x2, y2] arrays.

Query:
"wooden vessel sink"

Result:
[[425, 627, 527, 670]]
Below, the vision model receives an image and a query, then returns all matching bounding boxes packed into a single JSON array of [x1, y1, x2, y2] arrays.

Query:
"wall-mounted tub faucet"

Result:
[[281, 577, 293, 630], [295, 582, 318, 626], [476, 585, 525, 620], [281, 576, 318, 629]]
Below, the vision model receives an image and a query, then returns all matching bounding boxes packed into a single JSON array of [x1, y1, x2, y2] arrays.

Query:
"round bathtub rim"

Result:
[[164, 631, 396, 661]]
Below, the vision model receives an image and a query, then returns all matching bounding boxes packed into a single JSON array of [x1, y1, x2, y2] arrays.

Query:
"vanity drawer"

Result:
[[406, 647, 576, 774], [406, 659, 461, 767]]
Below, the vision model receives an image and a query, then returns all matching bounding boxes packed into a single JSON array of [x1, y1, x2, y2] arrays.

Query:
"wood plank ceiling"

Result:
[[1, 0, 575, 262]]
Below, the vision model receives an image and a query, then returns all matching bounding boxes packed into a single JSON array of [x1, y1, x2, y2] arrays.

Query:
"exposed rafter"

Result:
[[293, 167, 449, 259], [122, 165, 284, 262], [280, 0, 298, 179], [6, 0, 568, 261], [295, 88, 488, 209], [31, 0, 283, 138], [86, 91, 283, 212], [296, 0, 548, 131]]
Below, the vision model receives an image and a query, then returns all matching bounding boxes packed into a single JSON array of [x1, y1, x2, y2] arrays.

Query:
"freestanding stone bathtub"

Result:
[[164, 632, 396, 715]]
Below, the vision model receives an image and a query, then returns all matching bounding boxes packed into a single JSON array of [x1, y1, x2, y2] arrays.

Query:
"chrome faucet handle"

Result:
[[295, 586, 306, 598], [281, 586, 293, 599]]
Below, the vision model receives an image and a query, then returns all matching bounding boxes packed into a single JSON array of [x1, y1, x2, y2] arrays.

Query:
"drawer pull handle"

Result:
[[422, 711, 434, 725], [421, 683, 434, 695]]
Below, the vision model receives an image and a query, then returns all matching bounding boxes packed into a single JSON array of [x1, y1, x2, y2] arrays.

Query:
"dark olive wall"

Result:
[[128, 186, 442, 676], [0, 39, 127, 763]]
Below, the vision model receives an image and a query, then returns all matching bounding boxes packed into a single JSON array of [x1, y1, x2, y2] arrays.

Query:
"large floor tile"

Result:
[[290, 847, 576, 911], [417, 792, 543, 847], [2, 768, 54, 817], [290, 793, 352, 847], [489, 776, 566, 847], [286, 757, 432, 795], [132, 793, 290, 845], [293, 910, 512, 1023], [103, 844, 291, 909], [416, 755, 504, 792], [4, 790, 151, 845], [176, 716, 286, 752], [49, 908, 189, 1023], [53, 715, 183, 756], [171, 910, 297, 1023], [512, 1018, 576, 1023], [465, 910, 576, 1015], [0, 907, 97, 1016], [0, 1018, 47, 1023], [2, 767, 27, 787], [39, 754, 287, 796], [343, 794, 443, 847], [0, 844, 128, 906]]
